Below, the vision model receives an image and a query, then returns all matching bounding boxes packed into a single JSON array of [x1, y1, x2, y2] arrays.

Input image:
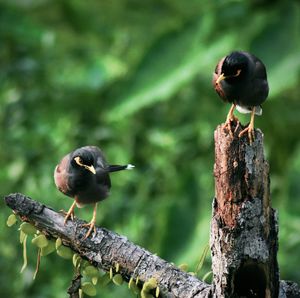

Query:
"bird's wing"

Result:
[[243, 52, 267, 79]]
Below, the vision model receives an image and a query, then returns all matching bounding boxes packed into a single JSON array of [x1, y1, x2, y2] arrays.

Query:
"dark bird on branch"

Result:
[[213, 51, 269, 143], [54, 146, 134, 239]]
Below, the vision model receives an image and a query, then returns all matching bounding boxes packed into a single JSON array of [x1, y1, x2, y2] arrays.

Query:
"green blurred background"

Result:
[[1, 0, 300, 297]]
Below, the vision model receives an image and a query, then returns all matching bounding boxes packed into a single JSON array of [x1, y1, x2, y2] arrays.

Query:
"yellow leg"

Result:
[[238, 108, 255, 144], [224, 104, 239, 135], [225, 104, 238, 123], [64, 201, 76, 224], [82, 203, 98, 239]]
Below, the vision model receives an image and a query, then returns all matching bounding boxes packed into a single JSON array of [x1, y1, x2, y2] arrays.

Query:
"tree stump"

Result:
[[210, 122, 279, 297]]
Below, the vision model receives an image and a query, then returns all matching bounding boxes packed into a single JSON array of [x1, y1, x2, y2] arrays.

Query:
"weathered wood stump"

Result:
[[211, 122, 279, 298]]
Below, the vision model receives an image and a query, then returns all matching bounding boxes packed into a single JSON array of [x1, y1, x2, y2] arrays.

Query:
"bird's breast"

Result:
[[75, 184, 111, 205]]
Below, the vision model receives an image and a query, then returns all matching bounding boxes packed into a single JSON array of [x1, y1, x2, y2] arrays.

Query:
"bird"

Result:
[[54, 145, 134, 239], [213, 51, 269, 143]]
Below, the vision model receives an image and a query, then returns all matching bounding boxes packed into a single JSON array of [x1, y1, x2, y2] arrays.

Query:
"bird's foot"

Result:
[[60, 209, 75, 224], [61, 201, 77, 224], [64, 212, 74, 225], [238, 125, 255, 144], [224, 116, 239, 136], [82, 220, 97, 239]]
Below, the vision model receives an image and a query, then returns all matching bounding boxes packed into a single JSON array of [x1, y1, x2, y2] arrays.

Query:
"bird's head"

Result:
[[216, 51, 248, 84], [71, 148, 96, 175]]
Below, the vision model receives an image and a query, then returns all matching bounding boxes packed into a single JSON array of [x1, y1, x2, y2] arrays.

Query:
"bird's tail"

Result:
[[108, 164, 135, 172]]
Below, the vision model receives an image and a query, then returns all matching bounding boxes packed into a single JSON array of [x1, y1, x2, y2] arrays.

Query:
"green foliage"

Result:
[[1, 0, 300, 297], [6, 214, 17, 227], [81, 282, 97, 297]]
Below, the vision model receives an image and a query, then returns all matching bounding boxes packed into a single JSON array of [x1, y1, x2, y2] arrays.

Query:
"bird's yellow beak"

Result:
[[74, 157, 96, 174], [216, 69, 241, 85], [216, 73, 226, 85]]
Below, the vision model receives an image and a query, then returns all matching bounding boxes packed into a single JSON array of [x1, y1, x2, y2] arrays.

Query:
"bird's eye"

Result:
[[74, 156, 84, 166], [74, 156, 96, 174], [233, 69, 241, 77]]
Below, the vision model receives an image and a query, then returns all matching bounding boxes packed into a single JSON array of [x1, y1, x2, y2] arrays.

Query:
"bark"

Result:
[[4, 193, 211, 298], [67, 273, 82, 298], [211, 122, 279, 298]]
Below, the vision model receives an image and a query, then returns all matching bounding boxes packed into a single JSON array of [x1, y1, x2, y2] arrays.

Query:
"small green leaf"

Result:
[[20, 222, 37, 235], [112, 274, 123, 286], [7, 214, 17, 227], [109, 267, 113, 279], [142, 277, 157, 292], [83, 266, 99, 278], [81, 282, 97, 296], [98, 273, 111, 287], [55, 237, 62, 249], [32, 234, 48, 248], [40, 241, 56, 256], [72, 254, 81, 268], [155, 286, 160, 297], [56, 245, 73, 259], [79, 288, 83, 298], [128, 277, 134, 289], [91, 277, 98, 285]]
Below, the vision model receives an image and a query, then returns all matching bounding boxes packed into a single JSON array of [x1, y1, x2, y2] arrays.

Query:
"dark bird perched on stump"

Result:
[[213, 51, 269, 143], [54, 146, 134, 239]]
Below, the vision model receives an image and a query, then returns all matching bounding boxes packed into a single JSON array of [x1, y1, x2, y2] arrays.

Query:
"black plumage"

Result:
[[54, 145, 134, 238], [213, 51, 269, 143]]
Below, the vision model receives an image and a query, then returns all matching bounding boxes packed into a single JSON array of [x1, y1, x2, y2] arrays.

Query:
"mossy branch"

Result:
[[4, 193, 211, 298]]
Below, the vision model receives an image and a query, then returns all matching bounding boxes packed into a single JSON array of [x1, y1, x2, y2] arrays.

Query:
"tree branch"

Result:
[[67, 272, 82, 298], [4, 193, 211, 298]]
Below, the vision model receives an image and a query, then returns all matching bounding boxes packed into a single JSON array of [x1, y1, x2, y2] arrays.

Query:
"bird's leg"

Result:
[[82, 203, 98, 239], [63, 201, 76, 224], [225, 104, 239, 123], [238, 107, 255, 144], [224, 104, 239, 135]]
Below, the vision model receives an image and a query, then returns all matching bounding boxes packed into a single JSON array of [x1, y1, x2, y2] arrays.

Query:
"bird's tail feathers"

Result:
[[108, 164, 135, 172]]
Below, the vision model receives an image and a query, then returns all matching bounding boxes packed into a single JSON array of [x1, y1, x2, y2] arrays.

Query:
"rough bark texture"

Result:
[[211, 122, 279, 298], [4, 193, 211, 298], [67, 273, 82, 298]]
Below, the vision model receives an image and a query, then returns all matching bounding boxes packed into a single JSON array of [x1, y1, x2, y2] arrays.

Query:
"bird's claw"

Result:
[[60, 209, 75, 224], [238, 125, 255, 144], [82, 221, 97, 239], [224, 116, 239, 137]]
